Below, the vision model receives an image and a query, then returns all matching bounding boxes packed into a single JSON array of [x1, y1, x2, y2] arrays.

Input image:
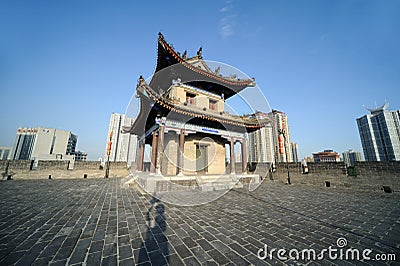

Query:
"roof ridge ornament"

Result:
[[197, 47, 203, 59]]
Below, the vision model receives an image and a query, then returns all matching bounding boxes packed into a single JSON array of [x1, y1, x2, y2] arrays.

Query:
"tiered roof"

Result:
[[152, 33, 255, 99], [126, 33, 267, 136]]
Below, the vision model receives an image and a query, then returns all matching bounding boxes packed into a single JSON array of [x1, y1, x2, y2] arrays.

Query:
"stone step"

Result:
[[200, 181, 243, 192]]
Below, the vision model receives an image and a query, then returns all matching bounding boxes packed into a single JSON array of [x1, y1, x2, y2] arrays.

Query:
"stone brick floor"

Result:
[[0, 178, 399, 265]]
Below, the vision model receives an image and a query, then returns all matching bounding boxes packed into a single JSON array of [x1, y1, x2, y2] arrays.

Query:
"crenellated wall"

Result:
[[2, 159, 400, 191], [354, 161, 400, 177], [306, 162, 346, 175], [0, 160, 130, 179], [262, 161, 400, 191]]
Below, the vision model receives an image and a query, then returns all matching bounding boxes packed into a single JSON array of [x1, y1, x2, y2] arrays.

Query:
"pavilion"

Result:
[[125, 33, 267, 191]]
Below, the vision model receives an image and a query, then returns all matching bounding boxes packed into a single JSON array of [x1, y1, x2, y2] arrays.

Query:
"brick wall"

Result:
[[354, 161, 400, 177], [2, 159, 400, 191], [0, 160, 129, 179], [73, 161, 101, 170], [307, 162, 347, 175], [270, 161, 400, 191], [37, 160, 69, 170]]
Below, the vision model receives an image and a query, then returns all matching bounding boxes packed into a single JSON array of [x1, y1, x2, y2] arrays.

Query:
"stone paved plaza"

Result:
[[0, 178, 399, 265]]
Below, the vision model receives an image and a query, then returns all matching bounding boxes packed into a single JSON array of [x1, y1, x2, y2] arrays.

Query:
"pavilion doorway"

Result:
[[196, 144, 208, 174]]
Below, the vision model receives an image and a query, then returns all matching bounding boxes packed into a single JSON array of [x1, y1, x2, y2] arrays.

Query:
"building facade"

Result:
[[247, 122, 274, 163], [291, 142, 299, 162], [246, 111, 295, 164], [0, 146, 12, 160], [342, 149, 362, 166], [356, 104, 400, 161], [313, 150, 340, 162], [269, 110, 293, 162], [105, 113, 138, 166], [11, 127, 77, 161], [74, 151, 88, 161]]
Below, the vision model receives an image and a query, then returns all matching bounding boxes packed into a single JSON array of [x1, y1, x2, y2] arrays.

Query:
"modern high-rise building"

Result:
[[342, 149, 363, 166], [247, 123, 274, 163], [74, 151, 87, 161], [11, 127, 77, 161], [105, 113, 138, 166], [291, 142, 299, 162], [268, 109, 293, 162], [246, 110, 293, 163], [0, 146, 12, 160], [356, 103, 400, 161]]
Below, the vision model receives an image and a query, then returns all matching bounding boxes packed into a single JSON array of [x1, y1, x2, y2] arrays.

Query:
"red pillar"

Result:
[[150, 132, 158, 174], [136, 143, 141, 171], [137, 141, 145, 172]]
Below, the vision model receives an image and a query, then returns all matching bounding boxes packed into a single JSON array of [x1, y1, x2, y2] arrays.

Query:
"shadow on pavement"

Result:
[[137, 196, 169, 264]]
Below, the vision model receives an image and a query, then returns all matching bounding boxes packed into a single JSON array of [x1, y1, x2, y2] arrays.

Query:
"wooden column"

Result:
[[230, 138, 235, 175], [178, 129, 185, 175], [140, 141, 145, 171], [241, 139, 247, 174], [137, 141, 145, 172], [150, 132, 158, 174]]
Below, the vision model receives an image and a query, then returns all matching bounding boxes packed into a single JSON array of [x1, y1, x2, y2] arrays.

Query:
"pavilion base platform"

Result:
[[123, 171, 261, 193]]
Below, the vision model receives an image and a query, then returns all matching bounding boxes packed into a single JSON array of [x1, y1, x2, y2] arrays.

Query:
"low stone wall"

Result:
[[354, 161, 400, 177], [37, 160, 69, 170], [73, 161, 101, 170], [0, 160, 129, 179], [307, 162, 347, 175], [2, 159, 400, 191], [270, 161, 400, 191]]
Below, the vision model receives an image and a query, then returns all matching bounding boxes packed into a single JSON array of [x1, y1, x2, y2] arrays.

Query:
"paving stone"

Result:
[[149, 250, 168, 265], [68, 249, 87, 265], [131, 237, 143, 249], [190, 246, 213, 263], [31, 256, 53, 265], [181, 236, 198, 248], [207, 249, 231, 265], [103, 243, 117, 257], [134, 247, 149, 263], [0, 250, 25, 265], [119, 257, 135, 266], [118, 235, 130, 246], [0, 178, 399, 266], [174, 243, 192, 259], [86, 251, 102, 265], [118, 244, 133, 260], [101, 254, 117, 266], [53, 246, 73, 261], [183, 256, 202, 265], [89, 240, 104, 253]]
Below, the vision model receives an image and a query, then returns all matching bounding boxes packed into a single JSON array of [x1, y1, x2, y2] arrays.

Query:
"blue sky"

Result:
[[1, 0, 399, 160]]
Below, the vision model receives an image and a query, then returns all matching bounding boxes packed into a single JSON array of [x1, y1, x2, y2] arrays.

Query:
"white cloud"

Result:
[[220, 6, 230, 12], [220, 17, 234, 38], [219, 1, 236, 39]]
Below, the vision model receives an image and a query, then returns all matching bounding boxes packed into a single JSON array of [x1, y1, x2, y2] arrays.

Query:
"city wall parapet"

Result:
[[1, 160, 400, 191], [0, 160, 129, 179], [248, 161, 400, 191]]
